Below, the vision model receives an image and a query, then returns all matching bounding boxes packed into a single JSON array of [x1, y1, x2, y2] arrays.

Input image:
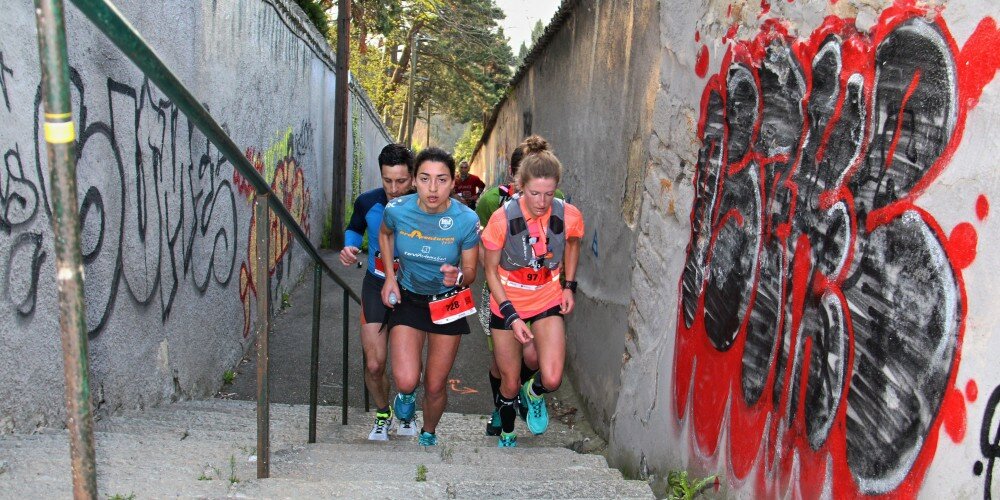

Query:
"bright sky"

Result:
[[496, 0, 562, 53]]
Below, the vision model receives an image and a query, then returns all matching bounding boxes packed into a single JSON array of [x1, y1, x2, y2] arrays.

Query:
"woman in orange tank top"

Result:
[[480, 136, 584, 447]]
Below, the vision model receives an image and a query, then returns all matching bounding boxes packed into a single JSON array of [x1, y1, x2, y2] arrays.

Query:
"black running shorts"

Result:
[[489, 304, 563, 330], [386, 289, 471, 336], [361, 272, 389, 325]]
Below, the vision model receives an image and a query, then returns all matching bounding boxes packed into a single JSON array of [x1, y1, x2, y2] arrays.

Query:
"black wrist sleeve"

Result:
[[499, 300, 520, 329]]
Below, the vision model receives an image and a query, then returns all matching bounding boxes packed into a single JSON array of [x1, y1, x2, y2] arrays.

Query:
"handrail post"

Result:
[[255, 193, 271, 479], [342, 290, 349, 425], [32, 0, 98, 497], [308, 263, 322, 443]]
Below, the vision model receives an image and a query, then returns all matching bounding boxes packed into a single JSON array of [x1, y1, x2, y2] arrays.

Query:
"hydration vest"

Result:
[[498, 183, 516, 204], [500, 196, 566, 272]]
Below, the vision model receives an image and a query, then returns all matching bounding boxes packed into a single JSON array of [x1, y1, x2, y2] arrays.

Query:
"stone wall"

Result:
[[474, 0, 1000, 496], [0, 0, 391, 433]]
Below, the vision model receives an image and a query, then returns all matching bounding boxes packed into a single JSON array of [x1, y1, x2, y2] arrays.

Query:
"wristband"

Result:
[[498, 300, 520, 329], [563, 280, 578, 293]]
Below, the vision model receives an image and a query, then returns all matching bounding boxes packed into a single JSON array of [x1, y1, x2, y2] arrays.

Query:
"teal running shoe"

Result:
[[418, 430, 437, 446], [394, 392, 416, 422], [520, 380, 548, 435], [485, 408, 502, 436], [498, 432, 517, 448]]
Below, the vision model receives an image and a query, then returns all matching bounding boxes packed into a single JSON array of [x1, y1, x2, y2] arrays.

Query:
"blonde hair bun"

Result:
[[521, 135, 550, 155]]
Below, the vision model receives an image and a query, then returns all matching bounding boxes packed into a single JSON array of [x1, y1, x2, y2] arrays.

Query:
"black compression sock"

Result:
[[498, 394, 518, 433], [520, 363, 535, 385], [530, 376, 550, 397], [489, 371, 502, 407]]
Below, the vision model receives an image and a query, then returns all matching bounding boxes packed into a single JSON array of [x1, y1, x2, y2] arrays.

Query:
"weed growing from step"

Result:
[[223, 370, 236, 385], [667, 470, 718, 500], [415, 464, 428, 482], [281, 290, 291, 310], [229, 455, 240, 484], [107, 494, 135, 500], [198, 464, 222, 481], [439, 445, 454, 462]]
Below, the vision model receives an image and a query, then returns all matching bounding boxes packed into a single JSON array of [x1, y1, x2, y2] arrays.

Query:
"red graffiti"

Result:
[[695, 45, 710, 78], [968, 379, 980, 402], [676, 4, 1000, 497], [949, 222, 978, 270], [760, 0, 771, 17], [977, 195, 990, 221], [237, 148, 311, 337], [942, 387, 969, 443]]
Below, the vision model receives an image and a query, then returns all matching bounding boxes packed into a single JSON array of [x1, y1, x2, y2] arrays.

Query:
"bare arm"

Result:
[[378, 222, 400, 307], [560, 237, 582, 314], [485, 247, 533, 342]]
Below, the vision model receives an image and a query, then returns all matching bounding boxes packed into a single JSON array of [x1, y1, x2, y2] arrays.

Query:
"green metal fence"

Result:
[[32, 0, 362, 495]]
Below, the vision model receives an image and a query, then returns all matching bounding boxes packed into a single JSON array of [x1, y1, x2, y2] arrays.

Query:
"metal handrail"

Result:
[[34, 0, 366, 492]]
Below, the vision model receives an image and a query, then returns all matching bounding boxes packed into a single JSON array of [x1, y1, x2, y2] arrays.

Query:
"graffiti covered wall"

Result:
[[613, 0, 1000, 497], [0, 0, 390, 433]]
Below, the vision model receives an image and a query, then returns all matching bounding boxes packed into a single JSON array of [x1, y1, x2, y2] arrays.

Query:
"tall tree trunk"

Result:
[[389, 21, 422, 86], [356, 2, 367, 54]]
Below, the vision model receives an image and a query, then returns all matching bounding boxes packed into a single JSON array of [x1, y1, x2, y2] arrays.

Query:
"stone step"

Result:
[[0, 399, 651, 498], [229, 477, 655, 499], [273, 460, 623, 483]]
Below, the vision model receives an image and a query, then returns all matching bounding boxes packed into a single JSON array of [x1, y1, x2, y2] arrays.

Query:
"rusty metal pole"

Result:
[[255, 193, 271, 479], [32, 1, 98, 497], [342, 289, 349, 425], [330, 0, 351, 249], [308, 263, 322, 443]]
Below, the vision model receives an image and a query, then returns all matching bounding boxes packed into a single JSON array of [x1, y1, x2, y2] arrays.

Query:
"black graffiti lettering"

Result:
[[1, 144, 40, 233], [0, 51, 12, 112], [5, 232, 46, 317], [976, 385, 1000, 499], [4, 68, 249, 338]]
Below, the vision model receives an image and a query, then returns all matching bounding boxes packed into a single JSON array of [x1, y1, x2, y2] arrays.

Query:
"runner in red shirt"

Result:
[[452, 161, 485, 209]]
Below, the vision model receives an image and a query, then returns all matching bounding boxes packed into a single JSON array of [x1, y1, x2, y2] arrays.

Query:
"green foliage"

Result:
[[107, 494, 136, 500], [336, 0, 513, 141], [229, 455, 240, 484], [530, 19, 545, 45], [295, 0, 330, 37], [453, 122, 483, 163], [281, 290, 291, 310], [222, 370, 236, 385], [415, 464, 428, 482], [667, 470, 718, 500]]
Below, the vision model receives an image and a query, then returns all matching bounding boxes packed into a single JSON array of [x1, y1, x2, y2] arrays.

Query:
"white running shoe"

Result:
[[396, 418, 419, 436], [367, 409, 394, 441]]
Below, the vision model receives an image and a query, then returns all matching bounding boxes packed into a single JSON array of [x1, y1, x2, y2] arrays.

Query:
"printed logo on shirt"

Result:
[[399, 228, 456, 244], [421, 246, 431, 254], [439, 216, 454, 230]]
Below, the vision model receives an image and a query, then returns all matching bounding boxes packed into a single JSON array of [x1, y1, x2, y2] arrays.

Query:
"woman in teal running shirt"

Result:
[[378, 147, 480, 446]]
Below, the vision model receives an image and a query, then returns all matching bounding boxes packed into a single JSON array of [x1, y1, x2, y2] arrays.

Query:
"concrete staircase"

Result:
[[0, 398, 653, 498]]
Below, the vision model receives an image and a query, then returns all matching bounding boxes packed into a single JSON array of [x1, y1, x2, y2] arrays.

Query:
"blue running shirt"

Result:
[[345, 188, 390, 278], [382, 193, 480, 295]]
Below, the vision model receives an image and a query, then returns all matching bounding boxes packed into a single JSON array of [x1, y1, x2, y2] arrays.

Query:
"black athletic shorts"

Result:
[[361, 272, 388, 325], [489, 304, 563, 330], [386, 288, 471, 336]]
